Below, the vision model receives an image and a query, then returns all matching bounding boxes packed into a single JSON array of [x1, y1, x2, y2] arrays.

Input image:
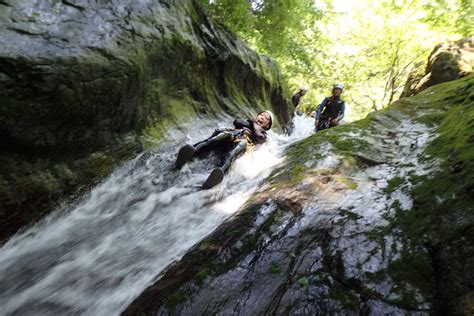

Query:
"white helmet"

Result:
[[333, 83, 344, 91], [258, 110, 274, 130], [300, 86, 309, 91]]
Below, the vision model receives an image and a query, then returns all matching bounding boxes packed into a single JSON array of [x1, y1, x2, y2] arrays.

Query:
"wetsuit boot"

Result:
[[202, 168, 225, 189], [201, 140, 248, 189], [175, 145, 196, 169], [175, 131, 235, 169]]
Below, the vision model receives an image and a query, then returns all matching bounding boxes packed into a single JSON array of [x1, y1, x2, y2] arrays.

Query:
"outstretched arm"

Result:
[[250, 122, 267, 144], [336, 103, 345, 121], [233, 118, 252, 129], [234, 119, 267, 144]]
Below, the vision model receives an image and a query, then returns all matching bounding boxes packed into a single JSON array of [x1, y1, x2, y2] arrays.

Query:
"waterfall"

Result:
[[0, 114, 315, 316]]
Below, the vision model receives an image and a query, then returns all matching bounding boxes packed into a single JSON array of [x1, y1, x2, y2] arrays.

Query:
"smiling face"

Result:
[[256, 112, 271, 130], [332, 88, 343, 97]]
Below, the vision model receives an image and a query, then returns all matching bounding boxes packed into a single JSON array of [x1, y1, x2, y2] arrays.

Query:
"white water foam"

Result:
[[0, 114, 315, 316]]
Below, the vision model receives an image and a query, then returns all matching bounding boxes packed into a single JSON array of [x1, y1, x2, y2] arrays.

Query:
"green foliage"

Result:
[[201, 0, 472, 120], [200, 0, 255, 36], [421, 0, 474, 37], [201, 0, 323, 60]]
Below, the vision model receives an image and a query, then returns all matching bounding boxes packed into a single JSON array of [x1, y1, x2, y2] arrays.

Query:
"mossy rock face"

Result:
[[401, 35, 474, 97], [124, 75, 474, 315], [0, 0, 292, 242]]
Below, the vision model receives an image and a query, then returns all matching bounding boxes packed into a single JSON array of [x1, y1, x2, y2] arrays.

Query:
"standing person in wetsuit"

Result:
[[291, 86, 309, 107], [314, 83, 346, 132], [175, 111, 273, 189], [292, 86, 309, 116]]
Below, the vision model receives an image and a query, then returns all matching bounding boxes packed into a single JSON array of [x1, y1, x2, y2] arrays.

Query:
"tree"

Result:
[[200, 0, 472, 120]]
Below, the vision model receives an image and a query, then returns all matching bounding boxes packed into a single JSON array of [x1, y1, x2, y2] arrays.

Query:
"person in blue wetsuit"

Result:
[[175, 111, 274, 189], [315, 83, 346, 132]]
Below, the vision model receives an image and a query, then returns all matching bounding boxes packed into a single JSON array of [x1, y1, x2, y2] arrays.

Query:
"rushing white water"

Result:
[[0, 114, 314, 316]]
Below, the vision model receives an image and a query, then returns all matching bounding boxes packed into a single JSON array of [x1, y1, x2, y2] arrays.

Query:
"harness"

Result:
[[316, 118, 331, 131]]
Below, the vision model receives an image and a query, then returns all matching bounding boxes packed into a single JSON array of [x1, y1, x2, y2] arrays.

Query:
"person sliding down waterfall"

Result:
[[175, 111, 274, 189], [314, 83, 346, 132]]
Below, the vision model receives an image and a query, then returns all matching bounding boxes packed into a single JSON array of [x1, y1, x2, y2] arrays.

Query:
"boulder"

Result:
[[401, 35, 473, 97]]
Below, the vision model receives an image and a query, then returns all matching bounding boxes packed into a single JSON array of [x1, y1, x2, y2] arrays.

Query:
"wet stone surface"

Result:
[[125, 76, 474, 315]]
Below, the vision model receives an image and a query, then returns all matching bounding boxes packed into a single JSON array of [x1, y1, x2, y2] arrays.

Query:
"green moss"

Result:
[[199, 241, 220, 252], [338, 209, 362, 221], [413, 112, 444, 127], [366, 75, 474, 311], [271, 113, 385, 187], [165, 291, 187, 309], [341, 156, 358, 170], [364, 269, 387, 284], [83, 152, 116, 179], [325, 288, 361, 310], [335, 175, 358, 190], [399, 76, 474, 241], [53, 164, 77, 182], [398, 74, 474, 116], [387, 254, 433, 299], [383, 177, 405, 194], [195, 268, 212, 286], [241, 235, 258, 254], [297, 276, 309, 286], [269, 262, 281, 274]]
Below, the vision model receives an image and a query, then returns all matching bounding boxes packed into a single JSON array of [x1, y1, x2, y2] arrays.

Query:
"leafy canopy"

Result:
[[200, 0, 473, 120]]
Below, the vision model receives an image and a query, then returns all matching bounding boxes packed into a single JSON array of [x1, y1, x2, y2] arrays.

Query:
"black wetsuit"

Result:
[[315, 96, 345, 131], [192, 118, 268, 172], [292, 92, 303, 107], [232, 118, 268, 144]]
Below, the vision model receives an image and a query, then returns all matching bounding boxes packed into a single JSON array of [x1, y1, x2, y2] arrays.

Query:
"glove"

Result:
[[241, 127, 252, 137]]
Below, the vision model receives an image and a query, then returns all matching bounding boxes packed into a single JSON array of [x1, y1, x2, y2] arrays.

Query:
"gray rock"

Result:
[[124, 75, 474, 315], [0, 0, 292, 242], [401, 35, 474, 97]]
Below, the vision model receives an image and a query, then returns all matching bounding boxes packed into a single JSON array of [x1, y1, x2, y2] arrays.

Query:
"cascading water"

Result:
[[0, 114, 315, 315]]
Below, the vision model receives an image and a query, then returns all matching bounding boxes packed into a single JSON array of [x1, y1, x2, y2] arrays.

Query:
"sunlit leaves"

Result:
[[200, 0, 472, 120]]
